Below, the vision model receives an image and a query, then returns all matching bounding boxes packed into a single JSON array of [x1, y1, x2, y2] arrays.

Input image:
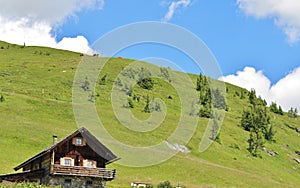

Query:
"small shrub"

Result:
[[122, 84, 133, 96], [88, 93, 95, 103], [215, 133, 221, 144], [154, 101, 161, 112], [128, 98, 134, 108], [160, 67, 171, 82], [137, 77, 154, 90], [229, 143, 240, 150], [0, 94, 5, 102], [157, 180, 172, 188], [198, 105, 211, 118], [82, 76, 90, 91], [0, 182, 46, 187], [235, 91, 240, 97], [99, 74, 107, 85], [240, 89, 245, 99], [133, 94, 140, 102], [114, 77, 123, 87]]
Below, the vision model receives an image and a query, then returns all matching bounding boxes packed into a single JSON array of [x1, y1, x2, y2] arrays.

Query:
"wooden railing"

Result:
[[51, 164, 116, 180]]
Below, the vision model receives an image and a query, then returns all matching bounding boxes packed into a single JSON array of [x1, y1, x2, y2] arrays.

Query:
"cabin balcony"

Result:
[[51, 164, 116, 180]]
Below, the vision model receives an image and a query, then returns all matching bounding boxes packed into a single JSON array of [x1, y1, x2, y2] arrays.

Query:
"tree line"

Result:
[[196, 73, 227, 118], [241, 89, 275, 157]]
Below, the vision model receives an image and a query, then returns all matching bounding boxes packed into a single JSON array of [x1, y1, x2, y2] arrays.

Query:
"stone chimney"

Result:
[[53, 135, 58, 144]]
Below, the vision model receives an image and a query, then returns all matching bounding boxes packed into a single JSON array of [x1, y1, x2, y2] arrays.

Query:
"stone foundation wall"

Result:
[[44, 175, 106, 188]]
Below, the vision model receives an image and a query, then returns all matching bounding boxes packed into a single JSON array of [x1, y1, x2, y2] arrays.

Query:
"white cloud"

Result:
[[219, 67, 271, 99], [162, 0, 191, 22], [269, 67, 300, 112], [0, 0, 104, 25], [56, 36, 93, 53], [237, 0, 300, 44], [0, 0, 104, 53], [220, 66, 300, 112]]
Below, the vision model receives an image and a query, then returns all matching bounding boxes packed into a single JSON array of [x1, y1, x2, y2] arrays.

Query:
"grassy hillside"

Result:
[[0, 41, 299, 187]]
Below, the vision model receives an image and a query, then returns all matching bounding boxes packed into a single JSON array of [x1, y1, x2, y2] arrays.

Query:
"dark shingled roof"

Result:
[[14, 127, 119, 171]]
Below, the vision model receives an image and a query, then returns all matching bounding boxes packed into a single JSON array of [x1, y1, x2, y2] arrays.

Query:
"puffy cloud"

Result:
[[56, 36, 92, 54], [0, 0, 104, 24], [269, 67, 300, 112], [220, 66, 300, 112], [219, 67, 271, 99], [0, 0, 104, 53], [237, 0, 300, 44], [162, 0, 191, 22]]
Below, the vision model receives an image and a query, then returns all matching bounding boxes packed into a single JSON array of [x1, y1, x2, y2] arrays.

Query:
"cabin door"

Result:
[[75, 155, 79, 166]]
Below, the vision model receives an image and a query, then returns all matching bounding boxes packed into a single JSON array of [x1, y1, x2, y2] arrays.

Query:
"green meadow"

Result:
[[0, 41, 299, 187]]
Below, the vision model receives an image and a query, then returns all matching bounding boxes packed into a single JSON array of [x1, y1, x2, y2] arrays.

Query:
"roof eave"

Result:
[[105, 157, 121, 165]]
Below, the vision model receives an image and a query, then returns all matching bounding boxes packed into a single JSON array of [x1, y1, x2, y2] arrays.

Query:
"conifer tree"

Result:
[[143, 95, 151, 113], [241, 89, 274, 156]]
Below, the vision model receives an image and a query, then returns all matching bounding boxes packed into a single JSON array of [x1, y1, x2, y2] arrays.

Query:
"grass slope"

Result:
[[0, 41, 299, 187]]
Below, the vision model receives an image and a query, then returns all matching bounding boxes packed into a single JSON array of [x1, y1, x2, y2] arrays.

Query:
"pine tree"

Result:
[[196, 74, 213, 118], [270, 102, 278, 113], [143, 95, 151, 113], [278, 106, 283, 115], [160, 67, 171, 82], [212, 88, 227, 110], [288, 107, 297, 118], [270, 102, 284, 115], [241, 107, 253, 131], [240, 89, 245, 99], [241, 92, 273, 156], [196, 73, 203, 91], [265, 125, 275, 141], [248, 127, 265, 157], [248, 89, 256, 106]]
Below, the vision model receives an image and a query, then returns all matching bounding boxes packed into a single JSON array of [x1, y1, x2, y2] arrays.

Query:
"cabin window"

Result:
[[64, 179, 72, 184], [86, 161, 93, 167], [64, 159, 71, 166], [83, 159, 96, 168], [60, 157, 74, 166], [72, 137, 86, 146], [86, 180, 93, 186], [76, 138, 82, 145]]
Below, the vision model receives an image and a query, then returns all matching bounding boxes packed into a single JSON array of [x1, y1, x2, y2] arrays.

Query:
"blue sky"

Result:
[[54, 0, 300, 83], [0, 0, 299, 111]]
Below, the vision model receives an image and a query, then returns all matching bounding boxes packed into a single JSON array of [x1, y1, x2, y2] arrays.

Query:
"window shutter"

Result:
[[82, 138, 86, 146], [93, 161, 97, 168], [60, 158, 65, 165]]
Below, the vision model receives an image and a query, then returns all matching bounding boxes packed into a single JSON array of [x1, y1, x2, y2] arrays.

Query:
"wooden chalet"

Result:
[[0, 127, 119, 188]]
